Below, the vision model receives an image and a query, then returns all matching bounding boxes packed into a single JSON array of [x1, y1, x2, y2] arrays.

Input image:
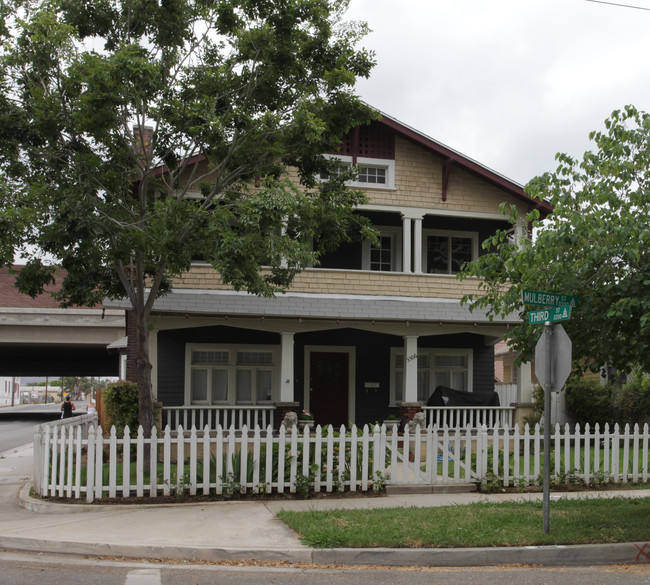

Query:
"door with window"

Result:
[[309, 352, 349, 427]]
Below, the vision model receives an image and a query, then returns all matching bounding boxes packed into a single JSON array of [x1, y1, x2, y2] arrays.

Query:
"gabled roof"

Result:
[[143, 106, 553, 216], [377, 111, 553, 216]]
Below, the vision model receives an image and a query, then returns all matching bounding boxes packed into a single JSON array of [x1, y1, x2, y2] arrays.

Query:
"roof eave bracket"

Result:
[[442, 158, 454, 202]]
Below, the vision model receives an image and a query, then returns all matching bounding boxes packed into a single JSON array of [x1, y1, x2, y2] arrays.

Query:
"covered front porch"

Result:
[[114, 284, 524, 432]]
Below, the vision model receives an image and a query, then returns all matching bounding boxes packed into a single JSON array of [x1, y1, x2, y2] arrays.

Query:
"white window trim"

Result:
[[320, 155, 395, 190], [184, 343, 280, 406], [421, 229, 479, 275], [389, 348, 473, 406], [361, 226, 403, 272]]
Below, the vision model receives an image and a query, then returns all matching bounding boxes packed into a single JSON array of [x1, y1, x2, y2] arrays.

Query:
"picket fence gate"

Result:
[[33, 418, 650, 502]]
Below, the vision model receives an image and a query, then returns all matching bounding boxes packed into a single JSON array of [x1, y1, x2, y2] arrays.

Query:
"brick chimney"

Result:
[[133, 125, 154, 161]]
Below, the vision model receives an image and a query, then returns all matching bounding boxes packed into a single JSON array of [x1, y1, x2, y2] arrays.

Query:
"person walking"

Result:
[[61, 394, 76, 419]]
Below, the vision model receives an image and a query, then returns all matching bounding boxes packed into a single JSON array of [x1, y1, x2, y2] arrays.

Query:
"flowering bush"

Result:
[[298, 409, 314, 421]]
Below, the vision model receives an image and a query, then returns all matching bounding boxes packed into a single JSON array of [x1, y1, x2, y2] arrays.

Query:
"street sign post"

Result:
[[523, 289, 576, 534], [536, 323, 572, 535], [528, 304, 572, 325], [522, 290, 578, 309]]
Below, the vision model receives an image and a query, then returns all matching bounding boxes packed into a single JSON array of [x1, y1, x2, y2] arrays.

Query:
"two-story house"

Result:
[[111, 111, 552, 430]]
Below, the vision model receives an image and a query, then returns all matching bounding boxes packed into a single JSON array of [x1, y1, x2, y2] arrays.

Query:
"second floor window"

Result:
[[362, 226, 402, 272], [370, 234, 394, 271], [424, 231, 477, 275]]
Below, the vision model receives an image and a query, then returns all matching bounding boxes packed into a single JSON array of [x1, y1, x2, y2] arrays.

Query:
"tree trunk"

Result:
[[134, 306, 154, 438]]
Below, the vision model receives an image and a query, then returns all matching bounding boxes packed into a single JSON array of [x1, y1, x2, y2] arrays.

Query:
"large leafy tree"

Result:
[[460, 105, 650, 375], [0, 0, 377, 435]]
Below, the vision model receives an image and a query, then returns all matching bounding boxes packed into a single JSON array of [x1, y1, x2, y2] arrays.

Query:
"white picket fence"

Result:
[[33, 419, 650, 502]]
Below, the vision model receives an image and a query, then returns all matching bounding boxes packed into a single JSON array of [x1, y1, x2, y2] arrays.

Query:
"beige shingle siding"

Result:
[[171, 266, 483, 300]]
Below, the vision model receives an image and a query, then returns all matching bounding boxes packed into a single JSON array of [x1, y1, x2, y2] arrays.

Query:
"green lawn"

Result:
[[277, 497, 650, 548]]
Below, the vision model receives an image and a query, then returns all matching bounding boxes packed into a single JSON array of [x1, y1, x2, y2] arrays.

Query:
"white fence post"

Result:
[[123, 426, 131, 498]]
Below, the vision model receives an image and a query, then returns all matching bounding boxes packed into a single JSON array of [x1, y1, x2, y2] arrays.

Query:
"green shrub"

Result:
[[522, 385, 544, 427], [612, 372, 650, 427], [103, 381, 139, 434], [564, 378, 614, 427]]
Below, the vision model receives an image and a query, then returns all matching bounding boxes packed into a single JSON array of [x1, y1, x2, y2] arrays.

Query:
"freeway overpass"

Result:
[[0, 267, 124, 377]]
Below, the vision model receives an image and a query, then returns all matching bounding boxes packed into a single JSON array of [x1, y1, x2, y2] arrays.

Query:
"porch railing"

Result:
[[422, 405, 515, 428], [161, 405, 275, 431]]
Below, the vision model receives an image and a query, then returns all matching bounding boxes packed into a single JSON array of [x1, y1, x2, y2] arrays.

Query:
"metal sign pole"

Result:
[[542, 322, 553, 533]]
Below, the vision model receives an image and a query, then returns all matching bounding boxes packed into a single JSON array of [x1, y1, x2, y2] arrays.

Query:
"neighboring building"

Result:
[[494, 340, 537, 425], [109, 112, 552, 428], [17, 385, 59, 405], [0, 377, 19, 407]]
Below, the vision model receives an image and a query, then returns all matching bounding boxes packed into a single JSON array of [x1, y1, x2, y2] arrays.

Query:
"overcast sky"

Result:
[[344, 0, 650, 186]]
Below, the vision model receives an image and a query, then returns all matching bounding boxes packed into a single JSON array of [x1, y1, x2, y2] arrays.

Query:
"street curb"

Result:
[[312, 543, 650, 567], [1, 534, 648, 567]]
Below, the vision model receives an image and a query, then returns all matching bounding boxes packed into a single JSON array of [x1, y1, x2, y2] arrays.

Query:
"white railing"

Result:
[[33, 421, 650, 501], [162, 405, 275, 431], [422, 406, 515, 428]]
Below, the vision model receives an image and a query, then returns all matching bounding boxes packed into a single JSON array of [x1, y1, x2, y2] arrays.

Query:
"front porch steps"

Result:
[[385, 483, 478, 495]]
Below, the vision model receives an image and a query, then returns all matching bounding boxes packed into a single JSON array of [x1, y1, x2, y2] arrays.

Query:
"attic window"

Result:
[[358, 166, 386, 185], [320, 155, 395, 190]]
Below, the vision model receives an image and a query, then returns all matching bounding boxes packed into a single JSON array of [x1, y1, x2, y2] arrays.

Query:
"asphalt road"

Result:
[[0, 551, 649, 585], [0, 402, 88, 453]]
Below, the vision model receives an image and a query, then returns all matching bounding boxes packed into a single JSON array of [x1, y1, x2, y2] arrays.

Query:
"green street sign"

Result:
[[522, 290, 579, 309], [528, 304, 572, 325]]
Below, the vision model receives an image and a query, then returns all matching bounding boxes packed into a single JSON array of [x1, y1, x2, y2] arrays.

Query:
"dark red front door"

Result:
[[309, 352, 349, 427]]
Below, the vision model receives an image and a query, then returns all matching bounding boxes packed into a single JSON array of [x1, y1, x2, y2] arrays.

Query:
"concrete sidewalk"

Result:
[[1, 443, 649, 567]]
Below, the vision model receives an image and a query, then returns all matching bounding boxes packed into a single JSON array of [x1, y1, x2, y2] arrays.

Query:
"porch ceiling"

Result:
[[106, 289, 521, 326]]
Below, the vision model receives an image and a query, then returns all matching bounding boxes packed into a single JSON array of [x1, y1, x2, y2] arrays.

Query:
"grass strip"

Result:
[[276, 497, 650, 548]]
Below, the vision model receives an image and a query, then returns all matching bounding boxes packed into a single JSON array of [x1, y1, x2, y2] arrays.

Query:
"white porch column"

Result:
[[401, 216, 412, 273], [518, 361, 534, 404], [280, 332, 295, 402], [514, 218, 528, 250], [413, 216, 423, 274], [403, 335, 419, 403]]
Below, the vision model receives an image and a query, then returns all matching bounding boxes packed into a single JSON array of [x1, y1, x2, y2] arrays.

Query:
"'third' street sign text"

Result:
[[529, 305, 572, 325], [522, 290, 578, 309]]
